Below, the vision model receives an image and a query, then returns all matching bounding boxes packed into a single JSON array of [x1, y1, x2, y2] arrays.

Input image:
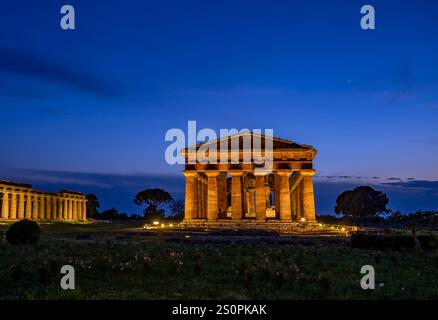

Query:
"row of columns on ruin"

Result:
[[0, 190, 86, 221], [183, 169, 316, 222]]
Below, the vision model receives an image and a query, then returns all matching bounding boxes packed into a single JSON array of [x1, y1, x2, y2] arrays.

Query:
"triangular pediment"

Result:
[[184, 131, 315, 151]]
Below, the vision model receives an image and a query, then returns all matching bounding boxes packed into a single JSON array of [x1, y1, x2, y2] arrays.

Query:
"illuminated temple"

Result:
[[181, 133, 317, 229], [0, 180, 87, 221]]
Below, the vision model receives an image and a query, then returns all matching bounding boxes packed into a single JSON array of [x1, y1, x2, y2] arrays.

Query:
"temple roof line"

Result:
[[183, 131, 316, 152], [0, 179, 85, 196]]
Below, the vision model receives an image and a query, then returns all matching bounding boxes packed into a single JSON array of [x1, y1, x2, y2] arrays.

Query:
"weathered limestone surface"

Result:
[[0, 180, 87, 222]]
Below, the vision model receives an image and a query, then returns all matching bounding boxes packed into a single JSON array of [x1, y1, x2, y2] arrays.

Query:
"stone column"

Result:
[[39, 195, 45, 219], [82, 200, 87, 220], [18, 192, 25, 219], [247, 189, 255, 216], [229, 171, 243, 220], [58, 197, 63, 220], [73, 199, 78, 220], [9, 192, 17, 219], [301, 170, 317, 222], [205, 171, 220, 221], [296, 183, 302, 219], [77, 200, 82, 221], [25, 192, 32, 219], [203, 179, 207, 219], [183, 171, 198, 221], [51, 197, 57, 220], [196, 178, 202, 218], [274, 174, 281, 217], [291, 189, 297, 221], [1, 191, 9, 219], [255, 173, 267, 221], [32, 194, 39, 220], [201, 179, 207, 219], [265, 185, 271, 208], [58, 197, 62, 220], [63, 197, 68, 220], [204, 179, 208, 218], [46, 196, 52, 219], [60, 197, 68, 220], [68, 198, 73, 220], [277, 170, 292, 221], [217, 172, 228, 218], [79, 199, 86, 220]]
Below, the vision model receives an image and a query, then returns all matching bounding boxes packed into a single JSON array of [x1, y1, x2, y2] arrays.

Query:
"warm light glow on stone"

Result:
[[181, 133, 318, 230]]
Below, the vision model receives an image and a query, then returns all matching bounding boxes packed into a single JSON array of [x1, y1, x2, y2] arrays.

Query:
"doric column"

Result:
[[274, 174, 281, 217], [57, 197, 62, 220], [277, 170, 292, 221], [201, 178, 207, 219], [1, 191, 9, 219], [51, 197, 57, 220], [301, 170, 317, 222], [9, 192, 17, 219], [63, 197, 68, 220], [39, 195, 45, 219], [265, 185, 271, 208], [25, 192, 32, 219], [46, 196, 52, 219], [73, 199, 78, 220], [77, 200, 82, 220], [203, 179, 208, 218], [247, 189, 255, 216], [229, 171, 243, 220], [255, 172, 267, 221], [183, 171, 198, 221], [18, 192, 25, 219], [296, 183, 302, 219], [82, 200, 87, 220], [205, 171, 220, 221], [196, 178, 202, 218], [217, 172, 228, 218], [32, 194, 39, 220], [291, 189, 297, 221], [68, 198, 73, 220]]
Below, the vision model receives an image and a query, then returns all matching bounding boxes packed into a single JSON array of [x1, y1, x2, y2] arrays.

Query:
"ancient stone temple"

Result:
[[0, 180, 87, 221], [181, 132, 317, 229]]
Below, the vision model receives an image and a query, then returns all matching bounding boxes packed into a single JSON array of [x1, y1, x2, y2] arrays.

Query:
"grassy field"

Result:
[[1, 222, 438, 299]]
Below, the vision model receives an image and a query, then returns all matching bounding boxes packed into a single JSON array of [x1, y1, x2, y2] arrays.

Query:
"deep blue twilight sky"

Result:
[[1, 0, 438, 215]]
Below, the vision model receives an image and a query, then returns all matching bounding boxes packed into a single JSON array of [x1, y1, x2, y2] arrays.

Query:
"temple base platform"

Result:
[[180, 219, 321, 233]]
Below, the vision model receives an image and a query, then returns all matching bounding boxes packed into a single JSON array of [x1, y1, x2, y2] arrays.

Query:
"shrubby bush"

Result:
[[351, 233, 438, 251], [5, 220, 40, 245]]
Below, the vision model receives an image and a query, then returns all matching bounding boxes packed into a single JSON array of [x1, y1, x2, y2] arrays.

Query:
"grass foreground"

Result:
[[0, 222, 437, 299]]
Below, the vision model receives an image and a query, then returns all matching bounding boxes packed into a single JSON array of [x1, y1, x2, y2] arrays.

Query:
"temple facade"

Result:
[[0, 180, 87, 221], [181, 133, 317, 226]]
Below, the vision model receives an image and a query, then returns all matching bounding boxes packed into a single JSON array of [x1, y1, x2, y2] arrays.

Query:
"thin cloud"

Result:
[[0, 47, 115, 96], [383, 180, 438, 190]]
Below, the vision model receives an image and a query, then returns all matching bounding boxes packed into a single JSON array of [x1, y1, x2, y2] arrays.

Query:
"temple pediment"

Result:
[[184, 132, 316, 152]]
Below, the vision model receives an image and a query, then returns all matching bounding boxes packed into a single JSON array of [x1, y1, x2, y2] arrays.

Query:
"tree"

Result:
[[389, 210, 438, 254], [100, 208, 119, 220], [134, 188, 173, 221], [169, 199, 184, 221], [334, 186, 389, 226], [86, 194, 100, 218]]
